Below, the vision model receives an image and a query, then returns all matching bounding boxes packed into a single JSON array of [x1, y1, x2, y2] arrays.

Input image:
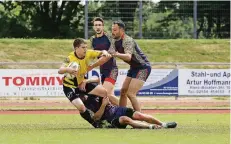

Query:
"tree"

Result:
[[132, 1, 194, 39], [156, 1, 230, 38], [0, 1, 85, 38], [0, 1, 29, 37]]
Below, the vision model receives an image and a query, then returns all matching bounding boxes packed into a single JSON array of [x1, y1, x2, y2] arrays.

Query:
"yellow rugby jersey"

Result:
[[62, 50, 101, 88]]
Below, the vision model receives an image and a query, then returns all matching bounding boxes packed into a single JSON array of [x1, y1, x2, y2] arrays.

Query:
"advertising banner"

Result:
[[178, 69, 230, 95], [0, 69, 64, 96], [0, 69, 178, 96], [1, 69, 229, 96], [88, 69, 178, 96]]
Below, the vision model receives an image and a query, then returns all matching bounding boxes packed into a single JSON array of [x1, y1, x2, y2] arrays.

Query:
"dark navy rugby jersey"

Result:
[[90, 34, 117, 71], [109, 34, 150, 69], [82, 95, 117, 121]]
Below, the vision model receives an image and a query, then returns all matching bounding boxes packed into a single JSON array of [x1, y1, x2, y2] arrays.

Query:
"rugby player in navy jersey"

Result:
[[80, 94, 177, 129], [109, 20, 152, 112], [88, 17, 119, 106]]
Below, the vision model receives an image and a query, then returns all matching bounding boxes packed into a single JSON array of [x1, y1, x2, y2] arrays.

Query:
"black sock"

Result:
[[80, 109, 94, 124], [80, 109, 101, 128]]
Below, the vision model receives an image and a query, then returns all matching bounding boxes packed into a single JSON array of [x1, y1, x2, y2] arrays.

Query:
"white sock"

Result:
[[149, 125, 154, 129], [162, 122, 167, 128]]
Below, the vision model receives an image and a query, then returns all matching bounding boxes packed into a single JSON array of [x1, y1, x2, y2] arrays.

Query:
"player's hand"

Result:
[[66, 67, 78, 76], [111, 51, 119, 57], [102, 96, 109, 106], [101, 50, 112, 58], [78, 79, 87, 92]]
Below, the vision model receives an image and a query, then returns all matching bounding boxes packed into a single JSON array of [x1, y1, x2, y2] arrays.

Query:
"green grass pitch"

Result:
[[0, 113, 229, 144]]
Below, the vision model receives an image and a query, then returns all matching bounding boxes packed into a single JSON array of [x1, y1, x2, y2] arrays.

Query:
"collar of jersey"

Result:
[[114, 33, 125, 42], [95, 32, 106, 38], [74, 52, 85, 60]]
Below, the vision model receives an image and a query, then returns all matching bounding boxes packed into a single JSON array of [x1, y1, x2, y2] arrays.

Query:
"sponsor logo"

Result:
[[2, 76, 63, 86]]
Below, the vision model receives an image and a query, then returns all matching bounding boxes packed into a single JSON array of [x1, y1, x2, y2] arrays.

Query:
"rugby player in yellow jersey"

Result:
[[58, 38, 111, 128]]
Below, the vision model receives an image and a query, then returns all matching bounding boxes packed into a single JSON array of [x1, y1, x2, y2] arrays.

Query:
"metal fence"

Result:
[[84, 0, 230, 39]]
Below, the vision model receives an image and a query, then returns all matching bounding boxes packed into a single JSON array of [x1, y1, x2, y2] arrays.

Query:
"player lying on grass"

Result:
[[80, 93, 177, 129]]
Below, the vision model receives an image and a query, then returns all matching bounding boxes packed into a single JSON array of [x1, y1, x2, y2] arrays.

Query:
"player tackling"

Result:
[[109, 20, 152, 112], [58, 38, 111, 128]]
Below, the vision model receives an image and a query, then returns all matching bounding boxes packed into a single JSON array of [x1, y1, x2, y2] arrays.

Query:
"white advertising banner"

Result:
[[0, 69, 177, 97], [178, 69, 230, 95], [1, 69, 230, 96], [0, 69, 64, 96], [88, 69, 178, 96]]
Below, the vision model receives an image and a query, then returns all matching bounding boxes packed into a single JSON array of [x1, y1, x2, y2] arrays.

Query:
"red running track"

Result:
[[0, 109, 229, 114]]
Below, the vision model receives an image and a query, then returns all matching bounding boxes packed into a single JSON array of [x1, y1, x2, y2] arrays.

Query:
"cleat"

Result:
[[166, 122, 177, 128], [92, 121, 103, 128]]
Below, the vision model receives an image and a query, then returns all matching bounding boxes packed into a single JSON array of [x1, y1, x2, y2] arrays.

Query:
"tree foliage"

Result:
[[0, 0, 229, 39], [0, 1, 84, 38], [156, 1, 230, 38]]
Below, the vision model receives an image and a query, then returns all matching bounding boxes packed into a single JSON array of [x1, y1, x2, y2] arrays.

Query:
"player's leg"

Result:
[[118, 116, 161, 129], [100, 68, 119, 105], [126, 79, 144, 112], [103, 81, 119, 105], [126, 67, 151, 112], [63, 85, 100, 128], [119, 76, 132, 107], [63, 86, 85, 112], [72, 98, 99, 127], [87, 83, 107, 98], [101, 68, 119, 105], [110, 107, 149, 129], [132, 111, 163, 126], [109, 106, 159, 129], [71, 98, 86, 113], [132, 111, 177, 128]]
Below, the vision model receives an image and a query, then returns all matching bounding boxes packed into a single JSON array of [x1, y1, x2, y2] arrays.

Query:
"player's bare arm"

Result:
[[78, 79, 87, 92], [93, 96, 109, 121], [111, 51, 132, 62], [114, 36, 134, 62], [101, 50, 111, 57], [87, 50, 112, 72], [58, 63, 78, 76], [79, 78, 100, 91], [78, 76, 100, 92]]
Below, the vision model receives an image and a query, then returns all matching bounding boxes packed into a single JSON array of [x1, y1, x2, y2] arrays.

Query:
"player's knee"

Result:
[[107, 94, 114, 99], [132, 111, 143, 120], [104, 88, 108, 94], [71, 98, 86, 112], [99, 86, 108, 97], [120, 88, 128, 96], [127, 92, 136, 98], [72, 102, 86, 113], [119, 116, 132, 124], [78, 104, 86, 113], [102, 88, 108, 97], [90, 85, 108, 98]]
